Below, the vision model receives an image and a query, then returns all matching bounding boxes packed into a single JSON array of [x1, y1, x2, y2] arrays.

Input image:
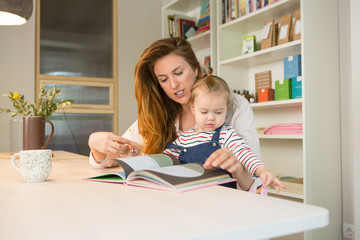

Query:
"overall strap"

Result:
[[211, 124, 224, 143]]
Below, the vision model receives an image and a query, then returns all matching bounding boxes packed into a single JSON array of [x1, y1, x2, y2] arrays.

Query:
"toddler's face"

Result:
[[191, 89, 227, 132]]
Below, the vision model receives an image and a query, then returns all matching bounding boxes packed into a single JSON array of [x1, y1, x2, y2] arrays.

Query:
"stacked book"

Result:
[[196, 0, 210, 35], [167, 14, 196, 39]]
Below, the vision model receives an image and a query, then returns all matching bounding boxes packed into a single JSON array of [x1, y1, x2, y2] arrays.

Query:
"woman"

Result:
[[89, 37, 263, 191]]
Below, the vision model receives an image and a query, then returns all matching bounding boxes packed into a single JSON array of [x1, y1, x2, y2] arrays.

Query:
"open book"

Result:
[[85, 154, 236, 192]]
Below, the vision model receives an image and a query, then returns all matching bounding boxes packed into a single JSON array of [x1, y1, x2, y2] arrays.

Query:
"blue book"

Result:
[[198, 15, 210, 24]]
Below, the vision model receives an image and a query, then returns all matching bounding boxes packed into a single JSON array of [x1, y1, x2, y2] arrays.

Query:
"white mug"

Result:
[[11, 149, 52, 182]]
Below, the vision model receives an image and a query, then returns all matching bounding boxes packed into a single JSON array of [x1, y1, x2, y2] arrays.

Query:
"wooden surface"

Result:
[[0, 151, 329, 240]]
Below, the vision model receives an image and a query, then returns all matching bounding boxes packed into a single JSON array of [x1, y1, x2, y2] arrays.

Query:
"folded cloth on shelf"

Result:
[[264, 123, 303, 135]]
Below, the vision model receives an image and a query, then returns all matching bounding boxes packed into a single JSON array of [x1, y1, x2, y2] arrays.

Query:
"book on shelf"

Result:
[[200, 0, 210, 18], [263, 0, 271, 7], [197, 14, 210, 28], [231, 0, 237, 20], [204, 55, 211, 68], [167, 15, 175, 37], [178, 18, 196, 38], [197, 0, 210, 35], [85, 154, 236, 193], [167, 14, 196, 38], [182, 24, 197, 39], [240, 0, 247, 16], [256, 0, 262, 10], [221, 0, 282, 23], [196, 24, 210, 34]]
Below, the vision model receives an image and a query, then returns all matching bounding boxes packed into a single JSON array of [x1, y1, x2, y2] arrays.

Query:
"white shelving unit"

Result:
[[217, 0, 304, 200], [162, 0, 218, 73], [162, 1, 342, 238]]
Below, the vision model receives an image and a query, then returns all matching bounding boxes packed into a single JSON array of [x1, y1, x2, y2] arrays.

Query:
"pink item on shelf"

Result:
[[264, 123, 303, 135]]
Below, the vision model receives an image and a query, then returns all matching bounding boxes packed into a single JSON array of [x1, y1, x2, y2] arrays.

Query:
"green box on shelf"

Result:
[[242, 35, 256, 55], [275, 79, 292, 100]]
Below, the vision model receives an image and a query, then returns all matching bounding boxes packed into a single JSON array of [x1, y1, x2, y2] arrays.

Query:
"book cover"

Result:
[[196, 24, 210, 34], [182, 24, 197, 39], [173, 14, 196, 37], [85, 154, 235, 192], [222, 0, 226, 24], [204, 55, 211, 68], [197, 14, 210, 27], [200, 0, 210, 18], [178, 18, 196, 38], [240, 0, 247, 16]]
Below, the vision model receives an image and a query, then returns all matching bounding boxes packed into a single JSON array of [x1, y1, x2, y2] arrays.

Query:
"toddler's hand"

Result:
[[255, 167, 286, 194]]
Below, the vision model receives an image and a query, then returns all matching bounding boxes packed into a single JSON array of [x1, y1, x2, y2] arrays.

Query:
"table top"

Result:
[[0, 151, 329, 240]]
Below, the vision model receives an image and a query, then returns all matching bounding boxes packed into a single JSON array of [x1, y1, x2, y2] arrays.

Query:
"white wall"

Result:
[[0, 6, 35, 153], [339, 0, 354, 235], [117, 0, 162, 135], [350, 0, 360, 238]]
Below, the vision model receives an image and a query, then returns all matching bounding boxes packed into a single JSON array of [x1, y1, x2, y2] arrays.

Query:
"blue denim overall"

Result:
[[165, 125, 236, 188]]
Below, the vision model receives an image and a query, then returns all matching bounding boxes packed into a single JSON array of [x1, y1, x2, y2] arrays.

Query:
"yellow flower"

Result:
[[12, 92, 20, 99]]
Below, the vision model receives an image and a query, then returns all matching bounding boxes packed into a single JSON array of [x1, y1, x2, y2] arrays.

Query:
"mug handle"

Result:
[[11, 153, 21, 172], [42, 119, 54, 149]]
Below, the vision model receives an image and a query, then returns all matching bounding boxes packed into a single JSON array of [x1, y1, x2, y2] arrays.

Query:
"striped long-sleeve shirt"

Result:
[[164, 125, 265, 176]]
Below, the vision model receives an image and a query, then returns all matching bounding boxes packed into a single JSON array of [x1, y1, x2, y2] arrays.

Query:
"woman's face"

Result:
[[154, 53, 198, 106]]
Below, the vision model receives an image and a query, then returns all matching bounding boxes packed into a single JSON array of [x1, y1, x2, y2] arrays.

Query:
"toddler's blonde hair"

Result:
[[190, 67, 230, 107]]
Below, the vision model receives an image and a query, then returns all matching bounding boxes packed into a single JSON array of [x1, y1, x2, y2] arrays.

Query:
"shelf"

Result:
[[219, 40, 301, 67], [218, 0, 300, 32], [251, 98, 302, 110], [259, 135, 302, 139], [163, 0, 203, 12], [187, 31, 210, 51], [187, 30, 210, 42], [268, 188, 304, 200]]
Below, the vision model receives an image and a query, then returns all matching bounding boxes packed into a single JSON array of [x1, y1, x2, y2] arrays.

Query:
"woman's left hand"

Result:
[[203, 148, 253, 190]]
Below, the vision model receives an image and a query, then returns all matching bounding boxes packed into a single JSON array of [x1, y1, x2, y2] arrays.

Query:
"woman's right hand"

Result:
[[88, 132, 141, 162]]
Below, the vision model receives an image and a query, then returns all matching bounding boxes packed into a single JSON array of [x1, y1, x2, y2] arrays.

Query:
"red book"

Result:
[[178, 18, 195, 38], [196, 24, 210, 34]]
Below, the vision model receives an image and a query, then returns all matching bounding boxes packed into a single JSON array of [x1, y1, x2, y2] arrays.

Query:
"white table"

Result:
[[0, 151, 329, 240]]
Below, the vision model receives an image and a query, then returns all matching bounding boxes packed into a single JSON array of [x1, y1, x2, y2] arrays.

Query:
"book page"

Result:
[[127, 163, 234, 191], [113, 154, 179, 180], [146, 164, 204, 178], [118, 155, 160, 171], [86, 171, 126, 183], [116, 154, 177, 170]]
